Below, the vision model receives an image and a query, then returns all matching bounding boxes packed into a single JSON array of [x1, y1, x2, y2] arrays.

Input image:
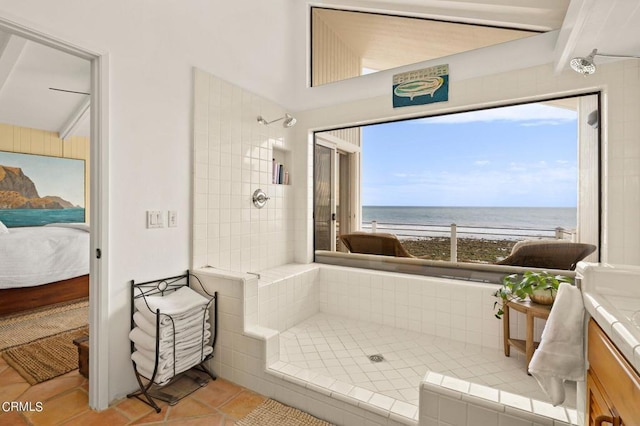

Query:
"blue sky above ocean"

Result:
[[362, 103, 577, 208]]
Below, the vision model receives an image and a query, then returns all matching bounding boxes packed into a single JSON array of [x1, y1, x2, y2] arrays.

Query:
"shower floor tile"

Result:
[[277, 313, 576, 409]]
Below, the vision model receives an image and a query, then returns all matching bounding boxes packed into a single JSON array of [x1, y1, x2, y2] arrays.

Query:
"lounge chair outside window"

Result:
[[339, 232, 417, 258], [496, 239, 596, 270]]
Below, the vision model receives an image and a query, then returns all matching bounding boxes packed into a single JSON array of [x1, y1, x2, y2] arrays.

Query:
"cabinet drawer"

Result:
[[588, 319, 640, 423]]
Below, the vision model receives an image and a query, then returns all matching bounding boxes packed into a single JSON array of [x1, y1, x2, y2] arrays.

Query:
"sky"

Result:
[[0, 151, 85, 207], [362, 102, 579, 208]]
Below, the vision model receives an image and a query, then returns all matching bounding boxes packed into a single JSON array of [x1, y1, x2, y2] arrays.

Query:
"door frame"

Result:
[[0, 15, 110, 410], [315, 134, 361, 251]]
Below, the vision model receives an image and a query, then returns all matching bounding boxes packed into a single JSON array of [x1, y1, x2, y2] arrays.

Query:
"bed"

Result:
[[0, 223, 90, 316]]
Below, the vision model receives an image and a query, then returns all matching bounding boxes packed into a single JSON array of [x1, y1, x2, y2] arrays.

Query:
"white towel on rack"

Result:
[[132, 344, 213, 371], [129, 327, 212, 352], [135, 304, 209, 326], [528, 282, 585, 406], [133, 311, 210, 339], [131, 345, 213, 385], [134, 286, 211, 319]]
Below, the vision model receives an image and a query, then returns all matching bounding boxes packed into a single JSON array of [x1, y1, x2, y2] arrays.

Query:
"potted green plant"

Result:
[[493, 270, 574, 319]]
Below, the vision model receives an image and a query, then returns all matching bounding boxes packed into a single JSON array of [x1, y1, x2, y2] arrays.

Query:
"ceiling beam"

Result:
[[0, 35, 27, 93], [59, 98, 90, 141], [553, 0, 595, 74]]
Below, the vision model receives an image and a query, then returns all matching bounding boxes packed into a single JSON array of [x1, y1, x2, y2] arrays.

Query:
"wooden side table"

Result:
[[503, 299, 551, 370]]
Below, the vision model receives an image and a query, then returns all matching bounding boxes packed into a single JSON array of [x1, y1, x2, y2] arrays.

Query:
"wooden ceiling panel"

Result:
[[315, 8, 539, 73]]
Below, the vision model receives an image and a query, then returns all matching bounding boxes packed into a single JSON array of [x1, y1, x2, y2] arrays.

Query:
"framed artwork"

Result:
[[393, 64, 449, 108], [0, 151, 85, 227]]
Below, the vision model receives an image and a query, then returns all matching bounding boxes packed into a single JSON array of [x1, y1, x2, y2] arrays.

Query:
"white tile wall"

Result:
[[192, 68, 295, 273], [318, 265, 543, 351]]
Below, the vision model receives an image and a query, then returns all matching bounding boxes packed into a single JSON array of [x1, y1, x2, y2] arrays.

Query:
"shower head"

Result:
[[570, 49, 597, 75], [257, 113, 297, 128], [570, 48, 640, 75]]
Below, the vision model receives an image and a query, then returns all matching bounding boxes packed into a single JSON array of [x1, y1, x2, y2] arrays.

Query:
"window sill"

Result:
[[314, 250, 576, 284]]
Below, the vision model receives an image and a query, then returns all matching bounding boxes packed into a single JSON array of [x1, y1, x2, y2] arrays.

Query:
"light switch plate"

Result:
[[147, 210, 164, 228], [168, 210, 177, 227]]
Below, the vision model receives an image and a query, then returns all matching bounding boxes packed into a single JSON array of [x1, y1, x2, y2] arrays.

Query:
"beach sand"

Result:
[[400, 237, 517, 263]]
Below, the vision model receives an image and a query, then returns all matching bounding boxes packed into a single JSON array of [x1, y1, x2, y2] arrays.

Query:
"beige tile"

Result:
[[61, 407, 130, 426], [112, 396, 157, 421], [24, 389, 89, 426], [0, 410, 29, 426], [0, 381, 30, 402], [166, 397, 218, 421], [19, 374, 85, 402], [128, 404, 168, 425], [219, 391, 266, 420], [191, 378, 243, 408], [0, 363, 29, 385]]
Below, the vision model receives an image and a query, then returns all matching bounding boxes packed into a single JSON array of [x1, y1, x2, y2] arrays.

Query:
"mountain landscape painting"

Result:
[[0, 151, 85, 227]]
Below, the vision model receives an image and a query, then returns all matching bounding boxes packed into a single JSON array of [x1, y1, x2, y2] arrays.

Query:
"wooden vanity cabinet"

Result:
[[586, 319, 640, 426]]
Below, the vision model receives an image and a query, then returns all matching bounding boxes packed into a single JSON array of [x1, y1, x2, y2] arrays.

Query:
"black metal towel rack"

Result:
[[126, 271, 218, 412]]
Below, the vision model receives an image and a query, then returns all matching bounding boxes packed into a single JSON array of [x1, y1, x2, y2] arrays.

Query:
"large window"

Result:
[[313, 94, 600, 274]]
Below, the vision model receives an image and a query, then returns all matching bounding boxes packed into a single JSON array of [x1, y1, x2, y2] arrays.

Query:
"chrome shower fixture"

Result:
[[257, 113, 297, 128], [570, 48, 640, 75], [570, 49, 598, 75]]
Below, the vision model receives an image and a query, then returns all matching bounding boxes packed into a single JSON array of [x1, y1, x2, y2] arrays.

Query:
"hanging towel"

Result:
[[528, 282, 585, 406], [134, 286, 210, 318]]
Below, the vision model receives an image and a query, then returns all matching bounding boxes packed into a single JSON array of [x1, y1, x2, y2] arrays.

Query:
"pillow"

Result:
[[0, 220, 8, 234]]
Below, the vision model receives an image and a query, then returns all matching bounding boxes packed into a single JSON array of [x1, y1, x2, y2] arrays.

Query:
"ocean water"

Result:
[[0, 208, 85, 228], [362, 206, 576, 240]]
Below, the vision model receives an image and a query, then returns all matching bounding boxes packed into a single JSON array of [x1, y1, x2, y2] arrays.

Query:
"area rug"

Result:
[[0, 299, 88, 351], [2, 326, 89, 385], [236, 399, 333, 426]]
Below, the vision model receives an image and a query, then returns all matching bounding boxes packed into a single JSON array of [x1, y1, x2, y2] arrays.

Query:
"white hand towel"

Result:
[[528, 282, 585, 406], [134, 286, 210, 317]]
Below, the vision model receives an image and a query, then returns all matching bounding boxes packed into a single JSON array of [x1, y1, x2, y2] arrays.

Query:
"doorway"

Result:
[[314, 136, 359, 252], [0, 16, 109, 409]]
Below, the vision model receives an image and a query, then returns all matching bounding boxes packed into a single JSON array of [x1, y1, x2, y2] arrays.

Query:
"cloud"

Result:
[[420, 104, 576, 125], [475, 160, 490, 166]]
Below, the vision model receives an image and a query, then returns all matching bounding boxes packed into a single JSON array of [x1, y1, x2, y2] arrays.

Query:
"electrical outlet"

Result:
[[168, 210, 177, 227], [147, 210, 164, 228]]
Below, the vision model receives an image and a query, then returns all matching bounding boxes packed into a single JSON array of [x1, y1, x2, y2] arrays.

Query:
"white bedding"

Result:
[[0, 223, 89, 289]]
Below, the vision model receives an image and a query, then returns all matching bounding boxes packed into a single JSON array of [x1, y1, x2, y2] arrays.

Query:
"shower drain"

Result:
[[368, 354, 385, 363]]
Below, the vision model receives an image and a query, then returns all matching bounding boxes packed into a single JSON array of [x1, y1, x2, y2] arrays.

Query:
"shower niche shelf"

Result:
[[272, 147, 291, 185]]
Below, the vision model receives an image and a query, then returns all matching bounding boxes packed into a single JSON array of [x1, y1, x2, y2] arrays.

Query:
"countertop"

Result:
[[577, 262, 640, 373]]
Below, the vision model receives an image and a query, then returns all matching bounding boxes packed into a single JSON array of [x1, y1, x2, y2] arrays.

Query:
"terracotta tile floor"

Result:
[[0, 356, 267, 425]]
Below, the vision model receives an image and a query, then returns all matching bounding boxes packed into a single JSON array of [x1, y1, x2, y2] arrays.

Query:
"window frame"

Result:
[[312, 92, 602, 283]]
